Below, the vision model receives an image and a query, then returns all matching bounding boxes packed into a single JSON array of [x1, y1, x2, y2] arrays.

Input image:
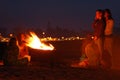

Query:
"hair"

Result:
[[104, 9, 113, 19], [96, 9, 104, 14], [96, 9, 103, 13], [9, 37, 17, 46]]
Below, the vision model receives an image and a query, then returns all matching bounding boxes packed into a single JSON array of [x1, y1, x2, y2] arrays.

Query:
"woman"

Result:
[[104, 9, 114, 56], [103, 9, 114, 69]]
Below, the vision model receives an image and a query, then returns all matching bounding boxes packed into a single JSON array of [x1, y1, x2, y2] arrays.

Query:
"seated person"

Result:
[[18, 34, 31, 62], [18, 41, 31, 62], [3, 37, 29, 66]]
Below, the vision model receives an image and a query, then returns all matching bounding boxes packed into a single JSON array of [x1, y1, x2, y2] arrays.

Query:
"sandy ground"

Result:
[[0, 65, 120, 80], [111, 35, 120, 70], [0, 36, 120, 80]]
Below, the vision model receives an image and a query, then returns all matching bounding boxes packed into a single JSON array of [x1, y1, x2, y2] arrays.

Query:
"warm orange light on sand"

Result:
[[24, 32, 54, 50]]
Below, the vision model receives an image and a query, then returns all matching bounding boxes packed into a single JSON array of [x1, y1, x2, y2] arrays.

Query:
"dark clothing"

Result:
[[3, 45, 28, 66], [92, 19, 106, 67], [92, 19, 106, 38], [3, 45, 19, 66], [0, 42, 7, 60]]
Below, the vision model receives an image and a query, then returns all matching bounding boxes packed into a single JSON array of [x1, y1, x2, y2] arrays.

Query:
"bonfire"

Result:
[[24, 32, 54, 51]]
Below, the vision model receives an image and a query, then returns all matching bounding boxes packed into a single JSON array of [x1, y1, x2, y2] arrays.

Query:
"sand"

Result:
[[0, 36, 120, 80]]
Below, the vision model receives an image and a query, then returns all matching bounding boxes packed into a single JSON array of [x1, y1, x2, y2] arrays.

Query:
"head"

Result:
[[9, 37, 18, 46], [17, 33, 26, 46], [104, 9, 113, 20], [95, 9, 104, 20]]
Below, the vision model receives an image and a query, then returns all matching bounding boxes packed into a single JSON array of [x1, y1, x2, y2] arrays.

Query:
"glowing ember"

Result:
[[24, 32, 54, 50]]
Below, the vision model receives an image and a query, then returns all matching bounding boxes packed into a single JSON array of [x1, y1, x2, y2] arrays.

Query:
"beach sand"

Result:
[[0, 36, 120, 80]]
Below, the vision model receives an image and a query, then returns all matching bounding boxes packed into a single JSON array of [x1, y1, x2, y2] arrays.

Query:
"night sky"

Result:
[[0, 0, 120, 32]]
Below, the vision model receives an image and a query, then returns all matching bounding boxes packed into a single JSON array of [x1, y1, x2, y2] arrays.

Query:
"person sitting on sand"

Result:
[[18, 34, 31, 62], [3, 38, 19, 66], [3, 37, 29, 66], [18, 41, 31, 62]]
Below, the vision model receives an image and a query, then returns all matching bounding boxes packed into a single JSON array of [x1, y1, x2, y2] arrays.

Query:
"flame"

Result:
[[24, 32, 54, 50]]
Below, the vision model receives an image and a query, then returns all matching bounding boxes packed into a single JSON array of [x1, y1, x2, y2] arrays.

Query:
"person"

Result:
[[80, 9, 106, 68], [89, 9, 106, 67], [104, 9, 114, 56], [3, 38, 19, 66], [3, 37, 28, 66], [18, 34, 31, 62], [102, 9, 114, 69], [18, 41, 31, 62], [71, 9, 106, 68]]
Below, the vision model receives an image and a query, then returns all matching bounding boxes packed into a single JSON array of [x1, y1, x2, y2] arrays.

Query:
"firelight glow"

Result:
[[24, 32, 54, 50]]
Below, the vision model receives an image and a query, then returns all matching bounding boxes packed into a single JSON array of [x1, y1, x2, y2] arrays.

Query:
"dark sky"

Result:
[[0, 0, 120, 32]]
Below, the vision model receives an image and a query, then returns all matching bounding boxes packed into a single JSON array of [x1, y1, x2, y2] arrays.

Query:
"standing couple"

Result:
[[72, 9, 114, 69]]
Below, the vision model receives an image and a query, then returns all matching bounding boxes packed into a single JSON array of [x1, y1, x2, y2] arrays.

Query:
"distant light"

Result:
[[61, 37, 64, 39], [42, 32, 45, 35], [76, 37, 80, 39], [9, 33, 13, 37]]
